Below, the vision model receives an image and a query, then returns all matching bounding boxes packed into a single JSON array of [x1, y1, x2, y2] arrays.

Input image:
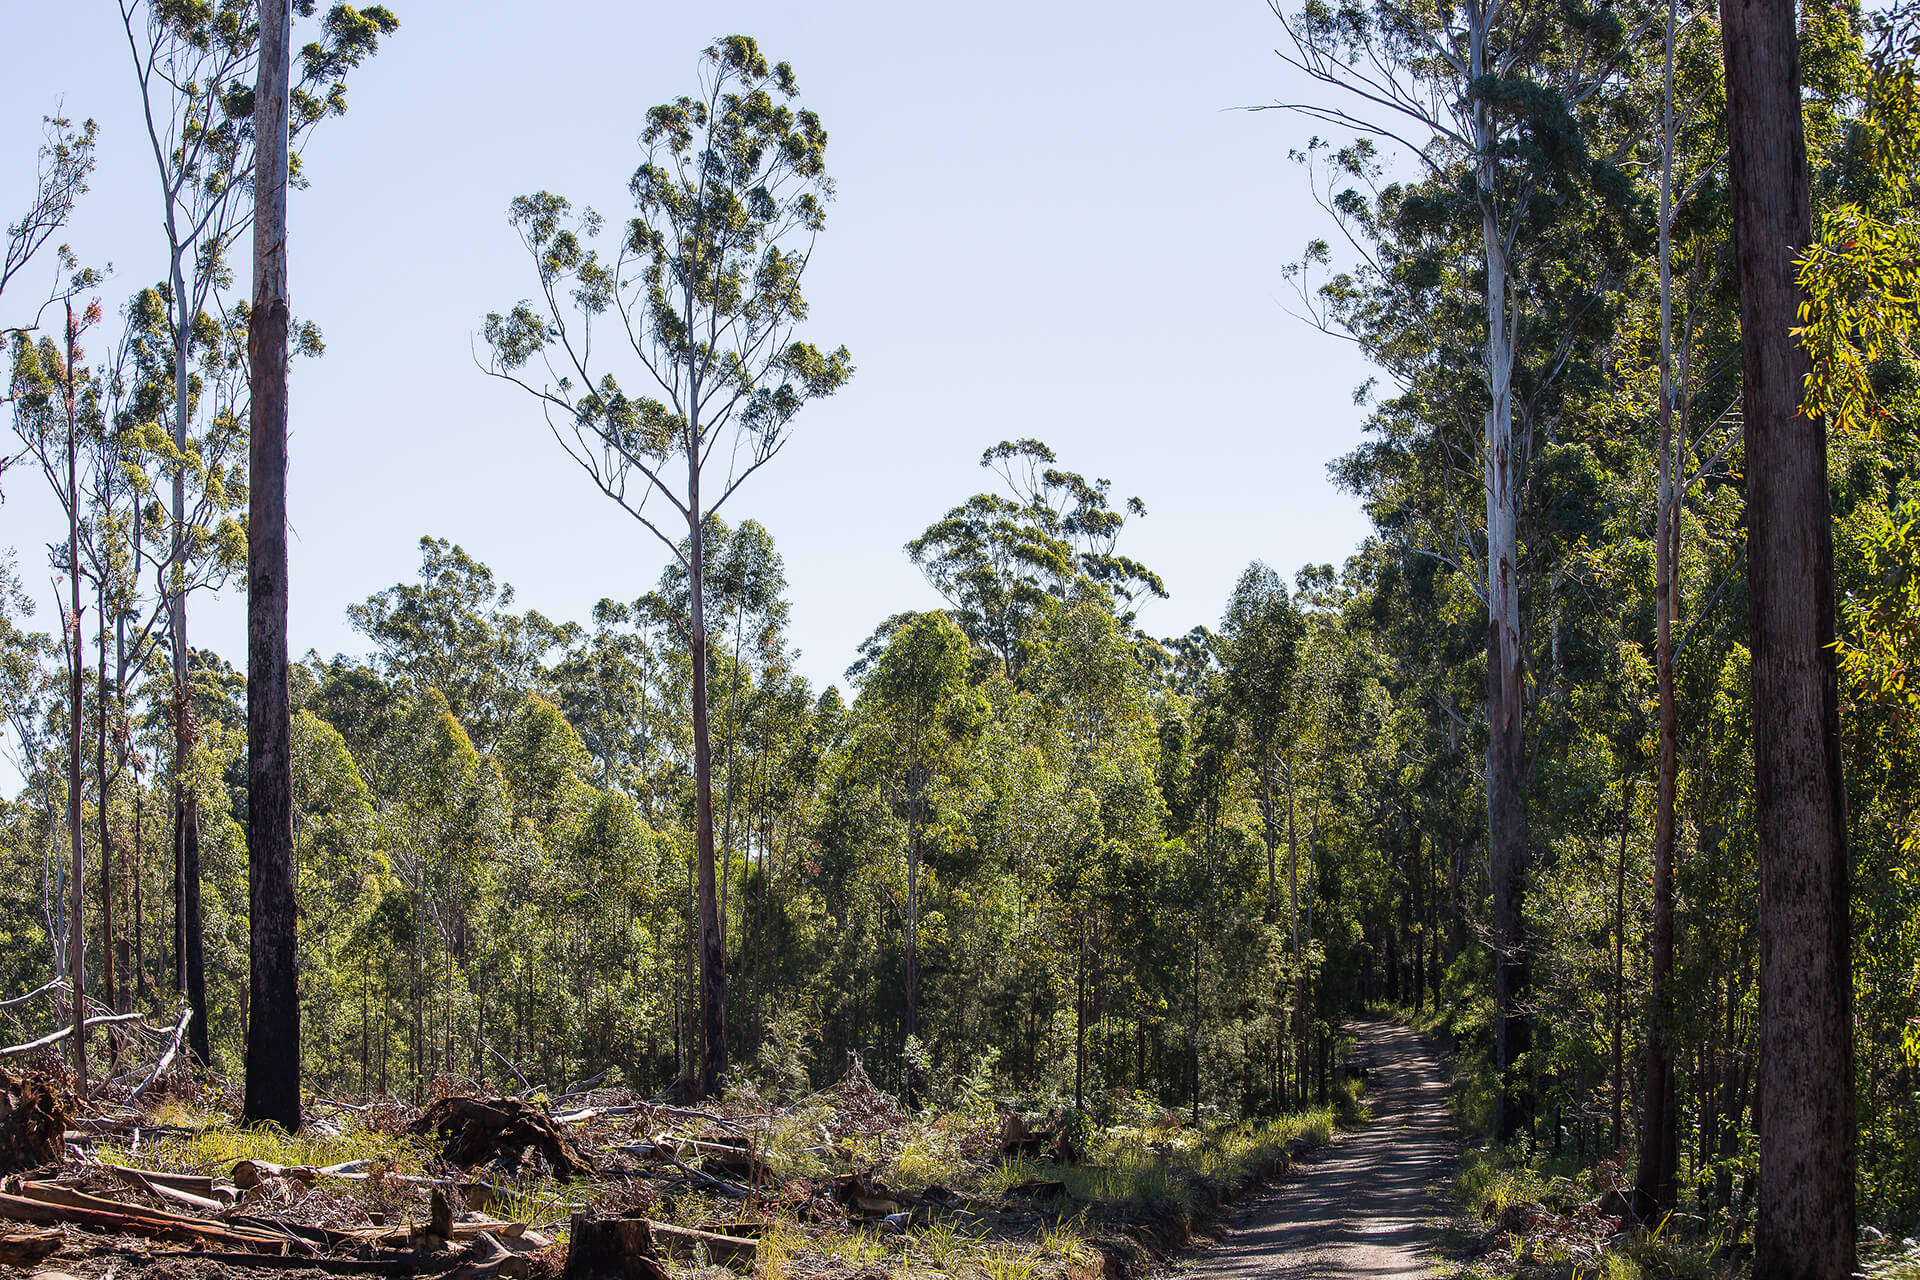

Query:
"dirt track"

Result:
[[1189, 1019, 1457, 1280]]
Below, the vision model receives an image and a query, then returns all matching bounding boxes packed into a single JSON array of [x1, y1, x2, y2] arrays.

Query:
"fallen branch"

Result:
[[135, 1249, 440, 1274], [1, 1009, 147, 1058], [613, 1145, 749, 1199], [554, 1068, 610, 1100], [484, 1042, 534, 1095], [0, 980, 67, 1011], [552, 1103, 650, 1124], [126, 1006, 192, 1103], [649, 1105, 752, 1133]]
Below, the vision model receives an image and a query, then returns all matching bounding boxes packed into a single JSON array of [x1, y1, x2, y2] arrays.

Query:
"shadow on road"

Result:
[[1188, 1019, 1458, 1280]]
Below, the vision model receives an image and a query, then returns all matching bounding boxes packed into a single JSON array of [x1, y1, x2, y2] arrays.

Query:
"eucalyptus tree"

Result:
[[245, 0, 298, 1133], [851, 611, 984, 1086], [548, 599, 665, 796], [1219, 563, 1306, 1094], [908, 439, 1166, 684], [1805, 0, 1920, 1222], [0, 114, 96, 339], [119, 0, 395, 1062], [1627, 0, 1739, 1215], [1220, 563, 1304, 923], [1269, 0, 1649, 1138], [80, 330, 157, 1016], [8, 293, 106, 1086], [350, 537, 573, 751], [482, 35, 852, 1098], [655, 517, 793, 939]]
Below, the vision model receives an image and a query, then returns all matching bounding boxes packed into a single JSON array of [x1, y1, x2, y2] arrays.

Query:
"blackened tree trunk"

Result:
[[243, 0, 300, 1132], [174, 648, 208, 1064], [1720, 0, 1855, 1271]]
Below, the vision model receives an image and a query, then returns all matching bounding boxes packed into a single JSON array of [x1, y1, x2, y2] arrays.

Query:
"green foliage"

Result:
[[907, 440, 1166, 684]]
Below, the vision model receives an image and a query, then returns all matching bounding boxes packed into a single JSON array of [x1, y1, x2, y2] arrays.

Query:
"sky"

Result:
[[1, 0, 1379, 723]]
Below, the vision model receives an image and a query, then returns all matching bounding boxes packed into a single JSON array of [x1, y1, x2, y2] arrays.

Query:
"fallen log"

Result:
[[106, 1163, 229, 1213], [647, 1220, 756, 1266], [9, 1179, 275, 1234], [0, 1225, 62, 1266], [226, 1214, 369, 1253], [551, 1104, 650, 1125], [0, 1187, 287, 1249], [444, 1231, 531, 1280], [145, 1250, 441, 1274], [232, 1159, 320, 1189], [696, 1221, 769, 1237]]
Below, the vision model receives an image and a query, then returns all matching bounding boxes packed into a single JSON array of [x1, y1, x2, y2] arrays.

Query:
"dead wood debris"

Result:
[[0, 1223, 63, 1265], [0, 1065, 75, 1173], [412, 1097, 595, 1181]]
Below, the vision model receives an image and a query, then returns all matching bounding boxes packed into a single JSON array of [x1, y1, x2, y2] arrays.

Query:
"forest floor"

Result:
[[0, 1032, 1359, 1280], [1182, 1019, 1456, 1280]]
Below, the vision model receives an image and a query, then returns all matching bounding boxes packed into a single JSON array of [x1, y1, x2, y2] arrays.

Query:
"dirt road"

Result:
[[1190, 1020, 1457, 1280]]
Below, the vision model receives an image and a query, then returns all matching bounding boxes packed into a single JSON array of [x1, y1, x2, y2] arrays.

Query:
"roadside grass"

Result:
[[1046, 1106, 1337, 1223], [1443, 1147, 1737, 1280]]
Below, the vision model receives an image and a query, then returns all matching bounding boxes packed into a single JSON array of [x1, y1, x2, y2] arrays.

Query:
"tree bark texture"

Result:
[[243, 0, 301, 1132], [1720, 0, 1856, 1270]]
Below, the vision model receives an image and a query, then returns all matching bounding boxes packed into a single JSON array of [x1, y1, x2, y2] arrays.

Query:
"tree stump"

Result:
[[562, 1213, 669, 1280]]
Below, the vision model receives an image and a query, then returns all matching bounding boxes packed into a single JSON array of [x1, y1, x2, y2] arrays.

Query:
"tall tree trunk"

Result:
[[1476, 31, 1533, 1142], [1720, 0, 1856, 1270], [1263, 749, 1278, 922], [905, 771, 921, 1064], [687, 493, 728, 1099], [1285, 752, 1302, 1099], [133, 778, 145, 1003], [64, 302, 88, 1092], [166, 236, 210, 1065], [719, 605, 745, 944], [97, 576, 117, 1015], [1635, 8, 1682, 1213], [243, 0, 300, 1133], [1613, 775, 1633, 1156]]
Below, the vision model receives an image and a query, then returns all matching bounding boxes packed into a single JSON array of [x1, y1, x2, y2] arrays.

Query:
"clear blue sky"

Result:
[[2, 0, 1376, 710]]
